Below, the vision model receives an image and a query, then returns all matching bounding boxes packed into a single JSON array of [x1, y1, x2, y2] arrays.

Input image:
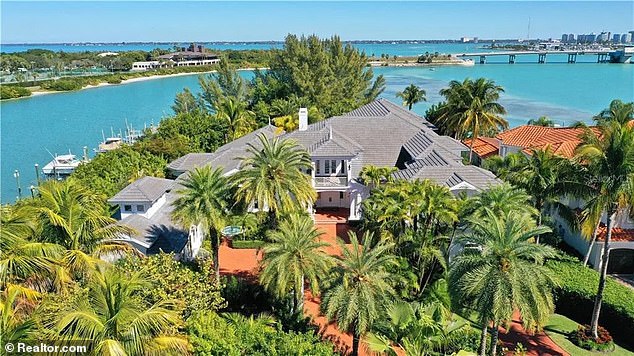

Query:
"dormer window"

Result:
[[123, 205, 132, 212], [137, 205, 145, 212]]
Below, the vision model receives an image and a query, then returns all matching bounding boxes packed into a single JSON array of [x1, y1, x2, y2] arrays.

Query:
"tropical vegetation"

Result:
[[3, 36, 634, 355], [396, 84, 426, 110]]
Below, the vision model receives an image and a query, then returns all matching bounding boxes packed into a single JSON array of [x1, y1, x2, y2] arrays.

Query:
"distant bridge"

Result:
[[455, 49, 632, 64]]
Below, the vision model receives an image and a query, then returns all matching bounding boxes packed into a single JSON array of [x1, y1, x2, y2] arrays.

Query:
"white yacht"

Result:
[[42, 154, 83, 178]]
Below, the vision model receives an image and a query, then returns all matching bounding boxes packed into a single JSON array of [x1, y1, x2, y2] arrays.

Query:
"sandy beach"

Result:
[[25, 68, 265, 99]]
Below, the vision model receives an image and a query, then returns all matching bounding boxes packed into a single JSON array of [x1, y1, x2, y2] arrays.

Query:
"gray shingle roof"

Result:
[[284, 99, 434, 170], [403, 129, 468, 162], [116, 191, 188, 254], [393, 164, 501, 191], [167, 125, 278, 175], [108, 176, 174, 204]]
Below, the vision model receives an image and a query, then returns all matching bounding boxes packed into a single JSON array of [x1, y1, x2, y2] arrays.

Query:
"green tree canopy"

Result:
[[71, 146, 166, 197], [254, 34, 385, 117]]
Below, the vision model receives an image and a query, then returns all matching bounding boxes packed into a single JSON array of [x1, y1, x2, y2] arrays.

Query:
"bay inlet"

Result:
[[1, 62, 632, 202]]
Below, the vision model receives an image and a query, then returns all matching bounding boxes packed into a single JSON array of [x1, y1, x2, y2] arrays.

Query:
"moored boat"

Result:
[[42, 153, 83, 178], [97, 137, 123, 153]]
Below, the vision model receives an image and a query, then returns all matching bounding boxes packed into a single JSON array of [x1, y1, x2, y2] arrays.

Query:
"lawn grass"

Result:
[[544, 314, 634, 356]]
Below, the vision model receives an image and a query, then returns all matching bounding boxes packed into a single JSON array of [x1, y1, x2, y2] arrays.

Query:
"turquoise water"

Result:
[[1, 61, 632, 202]]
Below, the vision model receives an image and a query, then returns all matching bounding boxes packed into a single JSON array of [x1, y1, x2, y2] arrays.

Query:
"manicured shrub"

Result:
[[547, 258, 634, 348], [0, 85, 31, 99], [230, 240, 265, 249], [571, 324, 615, 352]]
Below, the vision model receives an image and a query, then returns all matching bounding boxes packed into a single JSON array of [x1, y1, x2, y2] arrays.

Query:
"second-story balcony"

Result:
[[314, 176, 349, 189]]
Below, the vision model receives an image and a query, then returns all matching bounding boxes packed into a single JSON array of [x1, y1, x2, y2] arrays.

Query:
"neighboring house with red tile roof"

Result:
[[463, 125, 603, 163], [465, 124, 634, 274]]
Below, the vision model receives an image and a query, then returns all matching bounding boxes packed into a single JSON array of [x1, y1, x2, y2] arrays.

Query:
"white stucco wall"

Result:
[[117, 194, 166, 220]]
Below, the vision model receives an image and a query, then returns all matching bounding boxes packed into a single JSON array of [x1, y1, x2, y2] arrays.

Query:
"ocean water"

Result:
[[1, 46, 632, 202]]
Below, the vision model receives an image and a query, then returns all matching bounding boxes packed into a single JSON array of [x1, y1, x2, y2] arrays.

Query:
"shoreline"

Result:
[[8, 68, 266, 101]]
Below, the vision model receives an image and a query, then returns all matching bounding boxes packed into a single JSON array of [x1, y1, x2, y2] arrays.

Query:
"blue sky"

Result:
[[2, 1, 633, 43]]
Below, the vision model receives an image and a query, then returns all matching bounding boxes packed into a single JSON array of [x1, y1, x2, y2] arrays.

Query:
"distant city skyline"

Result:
[[2, 1, 633, 44]]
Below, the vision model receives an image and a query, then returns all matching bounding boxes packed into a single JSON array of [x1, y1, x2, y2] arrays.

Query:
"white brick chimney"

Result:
[[299, 108, 308, 131]]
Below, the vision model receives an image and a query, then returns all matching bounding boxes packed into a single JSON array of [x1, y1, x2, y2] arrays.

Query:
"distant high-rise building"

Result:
[[629, 31, 634, 41], [586, 33, 597, 42], [568, 34, 575, 42], [598, 32, 609, 42], [561, 34, 568, 42], [623, 33, 633, 43], [613, 34, 621, 42], [577, 34, 586, 43]]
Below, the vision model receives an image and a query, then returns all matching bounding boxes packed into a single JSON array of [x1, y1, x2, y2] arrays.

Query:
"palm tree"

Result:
[[52, 267, 188, 355], [366, 298, 467, 356], [233, 134, 316, 226], [214, 96, 256, 142], [31, 180, 133, 276], [574, 117, 634, 339], [172, 166, 230, 281], [465, 183, 538, 221], [0, 206, 64, 289], [593, 99, 634, 126], [438, 78, 508, 162], [259, 214, 334, 317], [396, 84, 426, 110], [449, 211, 557, 356], [527, 116, 555, 127], [359, 165, 397, 189], [322, 231, 398, 356], [1, 284, 40, 343], [498, 149, 576, 243]]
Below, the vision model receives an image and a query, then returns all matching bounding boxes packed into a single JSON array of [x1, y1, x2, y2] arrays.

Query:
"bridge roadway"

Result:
[[455, 50, 613, 64]]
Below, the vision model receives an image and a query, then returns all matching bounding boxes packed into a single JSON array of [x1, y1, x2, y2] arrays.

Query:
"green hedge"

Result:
[[231, 240, 265, 249], [0, 85, 31, 99], [547, 259, 634, 349]]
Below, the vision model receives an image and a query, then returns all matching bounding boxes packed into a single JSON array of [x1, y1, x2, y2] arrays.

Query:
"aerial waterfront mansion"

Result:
[[108, 99, 499, 259]]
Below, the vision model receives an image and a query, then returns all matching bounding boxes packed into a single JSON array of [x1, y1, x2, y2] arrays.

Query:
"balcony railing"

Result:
[[314, 176, 349, 188]]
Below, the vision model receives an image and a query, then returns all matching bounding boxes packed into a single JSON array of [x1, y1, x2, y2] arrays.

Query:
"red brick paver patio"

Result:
[[217, 211, 566, 356]]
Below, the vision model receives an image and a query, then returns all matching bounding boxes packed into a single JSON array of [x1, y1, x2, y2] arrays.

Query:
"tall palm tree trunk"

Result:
[[479, 322, 488, 356], [296, 274, 305, 317], [590, 206, 615, 339], [490, 324, 499, 356], [536, 211, 542, 244], [468, 137, 476, 164], [583, 220, 601, 267], [352, 333, 360, 356], [211, 229, 220, 281]]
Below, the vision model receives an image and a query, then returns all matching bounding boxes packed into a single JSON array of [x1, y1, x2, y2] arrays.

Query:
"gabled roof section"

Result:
[[341, 99, 436, 130], [393, 165, 500, 192], [167, 125, 277, 174], [115, 191, 189, 254], [284, 99, 435, 169], [403, 129, 467, 161], [108, 176, 174, 204]]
